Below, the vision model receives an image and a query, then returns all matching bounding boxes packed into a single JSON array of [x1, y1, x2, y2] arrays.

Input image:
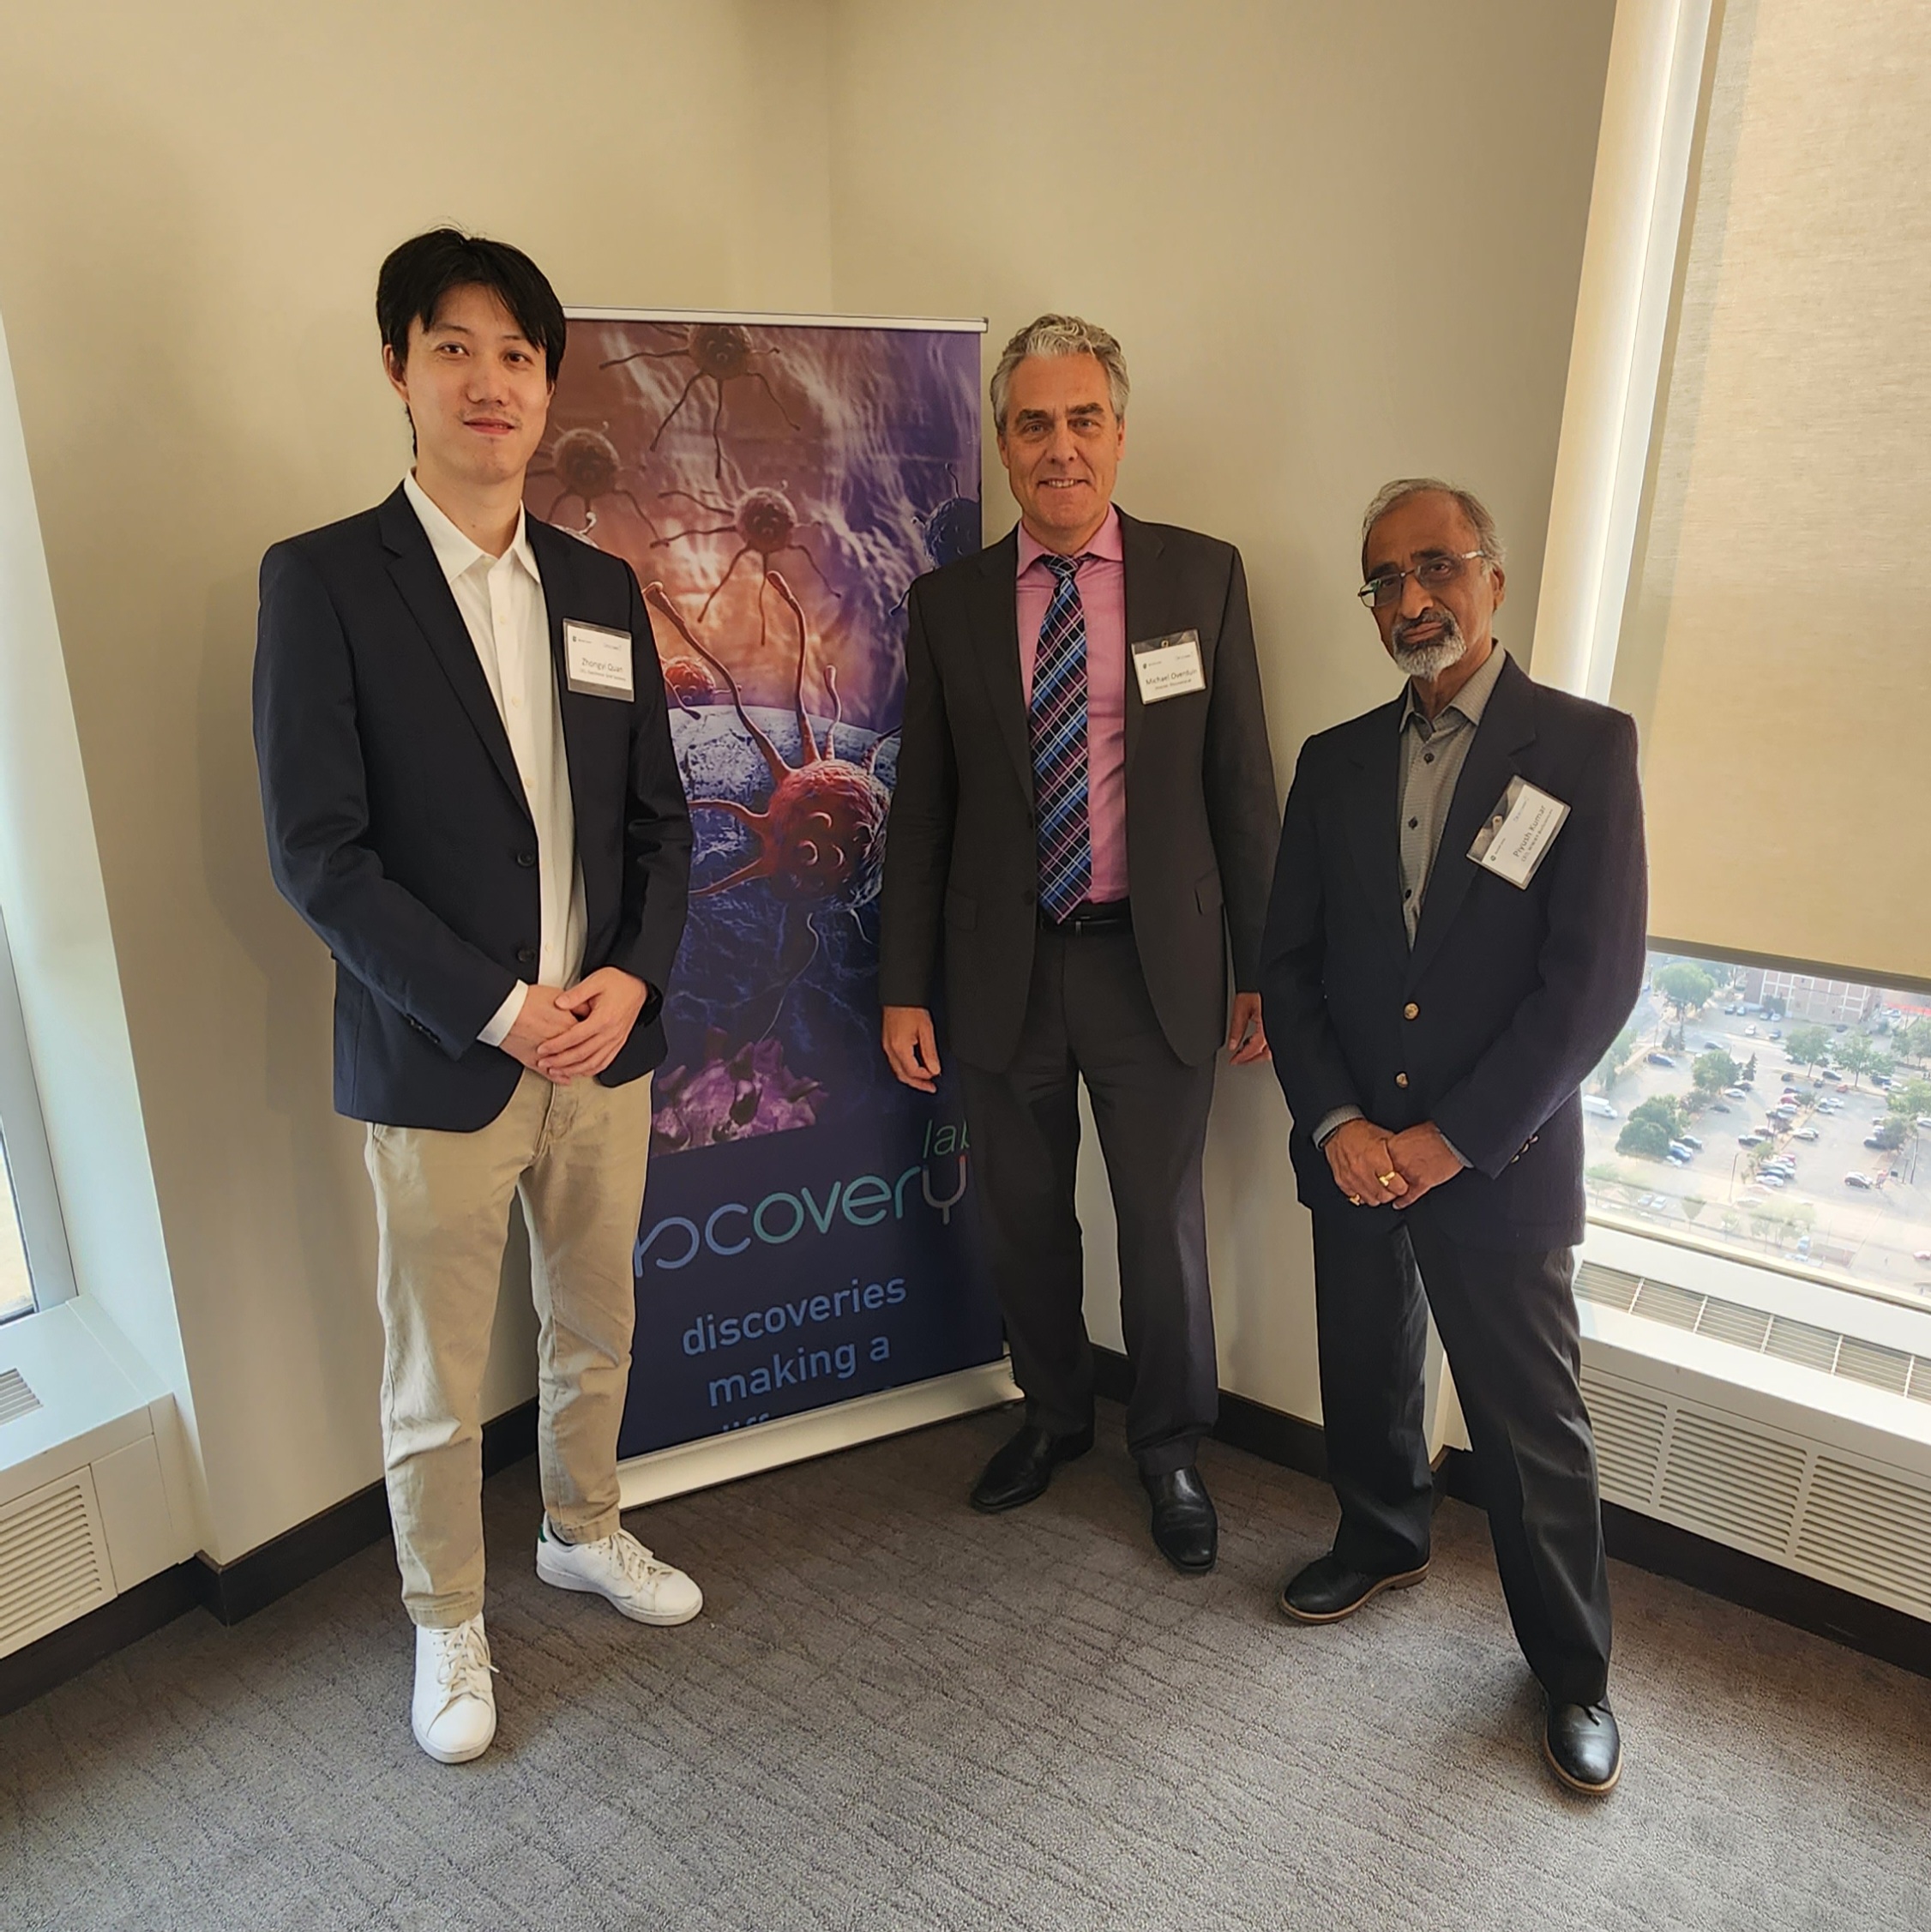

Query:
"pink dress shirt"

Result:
[[1015, 507, 1128, 904]]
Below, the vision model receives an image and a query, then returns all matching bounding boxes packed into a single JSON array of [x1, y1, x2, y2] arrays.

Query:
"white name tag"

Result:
[[1469, 776, 1570, 888], [1130, 629, 1206, 703], [564, 620, 635, 700]]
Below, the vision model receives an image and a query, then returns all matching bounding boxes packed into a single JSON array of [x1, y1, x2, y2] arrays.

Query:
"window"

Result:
[[1586, 947, 1931, 1313], [0, 902, 74, 1321]]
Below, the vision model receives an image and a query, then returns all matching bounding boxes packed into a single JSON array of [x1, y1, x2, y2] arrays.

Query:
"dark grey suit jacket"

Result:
[[1261, 653, 1647, 1248], [878, 509, 1278, 1072]]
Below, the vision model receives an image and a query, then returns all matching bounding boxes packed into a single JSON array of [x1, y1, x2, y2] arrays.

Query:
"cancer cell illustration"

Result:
[[601, 322, 800, 482], [653, 482, 840, 652], [526, 426, 661, 539]]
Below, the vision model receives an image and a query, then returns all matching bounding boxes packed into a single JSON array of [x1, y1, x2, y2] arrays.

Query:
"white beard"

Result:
[[1391, 614, 1468, 681]]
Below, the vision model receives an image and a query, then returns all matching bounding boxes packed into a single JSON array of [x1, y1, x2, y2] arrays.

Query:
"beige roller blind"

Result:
[[1610, 0, 1931, 982]]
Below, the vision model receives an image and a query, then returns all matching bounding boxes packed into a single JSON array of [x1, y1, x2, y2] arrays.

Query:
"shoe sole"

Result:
[[535, 1556, 704, 1626], [1278, 1563, 1429, 1623], [968, 1436, 1095, 1514], [1158, 1547, 1217, 1576], [1543, 1731, 1622, 1797], [412, 1714, 496, 1764]]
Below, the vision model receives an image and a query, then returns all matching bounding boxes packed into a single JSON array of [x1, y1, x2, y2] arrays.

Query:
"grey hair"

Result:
[[990, 314, 1130, 431], [1359, 478, 1506, 573]]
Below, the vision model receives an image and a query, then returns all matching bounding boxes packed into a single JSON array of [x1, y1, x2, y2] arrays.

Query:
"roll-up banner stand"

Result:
[[530, 310, 1013, 1505]]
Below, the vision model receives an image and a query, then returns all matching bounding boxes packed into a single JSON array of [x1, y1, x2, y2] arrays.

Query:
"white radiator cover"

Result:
[[0, 1466, 114, 1659]]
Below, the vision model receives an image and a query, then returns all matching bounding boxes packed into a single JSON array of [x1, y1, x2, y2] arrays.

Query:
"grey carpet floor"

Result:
[[3, 1402, 1928, 1932]]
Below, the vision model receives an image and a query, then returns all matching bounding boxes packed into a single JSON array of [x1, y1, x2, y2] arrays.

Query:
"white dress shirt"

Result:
[[403, 473, 587, 1046]]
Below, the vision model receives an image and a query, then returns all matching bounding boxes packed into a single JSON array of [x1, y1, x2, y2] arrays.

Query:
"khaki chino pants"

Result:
[[365, 1068, 653, 1628]]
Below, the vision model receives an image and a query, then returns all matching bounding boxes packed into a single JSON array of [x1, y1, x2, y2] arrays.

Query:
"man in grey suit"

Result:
[[877, 316, 1278, 1573]]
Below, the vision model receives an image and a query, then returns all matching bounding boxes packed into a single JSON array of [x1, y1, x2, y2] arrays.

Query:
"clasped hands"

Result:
[[1324, 1116, 1464, 1210], [502, 969, 647, 1084]]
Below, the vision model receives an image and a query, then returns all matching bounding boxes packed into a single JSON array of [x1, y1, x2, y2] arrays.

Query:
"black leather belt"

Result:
[[1046, 899, 1133, 933]]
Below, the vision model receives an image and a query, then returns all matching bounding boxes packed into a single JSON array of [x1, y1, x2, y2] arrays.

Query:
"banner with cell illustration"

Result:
[[530, 310, 999, 1460]]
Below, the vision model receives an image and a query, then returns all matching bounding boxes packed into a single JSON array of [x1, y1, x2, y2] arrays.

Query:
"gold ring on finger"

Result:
[[1377, 1171, 1399, 1188], [1348, 1194, 1364, 1206]]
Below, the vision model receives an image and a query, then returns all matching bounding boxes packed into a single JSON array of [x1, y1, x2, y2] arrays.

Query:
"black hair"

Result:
[[376, 228, 567, 383]]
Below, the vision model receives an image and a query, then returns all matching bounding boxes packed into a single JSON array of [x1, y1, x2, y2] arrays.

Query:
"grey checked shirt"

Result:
[[1312, 646, 1509, 1155]]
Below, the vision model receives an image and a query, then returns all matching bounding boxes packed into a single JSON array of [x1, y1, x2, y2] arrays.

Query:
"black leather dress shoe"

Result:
[[970, 1422, 1094, 1513], [1278, 1550, 1429, 1622], [1544, 1699, 1621, 1796], [1143, 1466, 1218, 1573]]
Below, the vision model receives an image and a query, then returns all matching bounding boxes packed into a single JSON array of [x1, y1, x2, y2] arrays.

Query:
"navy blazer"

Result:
[[253, 486, 692, 1130], [1260, 653, 1646, 1249]]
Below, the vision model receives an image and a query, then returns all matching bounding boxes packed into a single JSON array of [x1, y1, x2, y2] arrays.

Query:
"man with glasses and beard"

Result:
[[1259, 479, 1647, 1796]]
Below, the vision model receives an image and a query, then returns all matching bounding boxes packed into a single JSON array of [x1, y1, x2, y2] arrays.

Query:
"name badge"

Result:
[[1130, 629, 1206, 703], [1468, 775, 1570, 888], [564, 620, 635, 700]]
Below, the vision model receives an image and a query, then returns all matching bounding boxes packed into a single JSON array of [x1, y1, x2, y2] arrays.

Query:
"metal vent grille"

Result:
[[1580, 1261, 1931, 1399], [1657, 1410, 1807, 1556], [1584, 1368, 1931, 1619], [1575, 1261, 1642, 1311], [0, 1368, 40, 1426], [1795, 1460, 1931, 1606], [1579, 1370, 1667, 1508], [0, 1472, 113, 1660]]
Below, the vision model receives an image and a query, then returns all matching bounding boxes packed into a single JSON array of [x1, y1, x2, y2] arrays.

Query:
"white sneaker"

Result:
[[535, 1520, 704, 1626], [411, 1614, 497, 1764]]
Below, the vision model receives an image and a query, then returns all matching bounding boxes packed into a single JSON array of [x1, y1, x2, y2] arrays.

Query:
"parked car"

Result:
[[1916, 1116, 1931, 1130], [1744, 1024, 1760, 1037], [1770, 1106, 1797, 1122], [1581, 1095, 1618, 1119], [1680, 1135, 1703, 1150], [1758, 1173, 1787, 1189], [1668, 1141, 1694, 1160], [1711, 1102, 1732, 1114], [1645, 1051, 1676, 1068], [1864, 1135, 1889, 1149], [1844, 1172, 1874, 1189], [1792, 1127, 1820, 1141], [1723, 1086, 1748, 1100], [1667, 1148, 1692, 1165], [1738, 1132, 1766, 1147]]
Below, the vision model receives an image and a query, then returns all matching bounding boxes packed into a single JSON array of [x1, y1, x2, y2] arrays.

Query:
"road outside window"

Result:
[[1585, 950, 1931, 1311]]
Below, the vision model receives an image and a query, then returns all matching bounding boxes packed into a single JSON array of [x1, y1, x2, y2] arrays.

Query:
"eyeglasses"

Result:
[[1357, 549, 1487, 609]]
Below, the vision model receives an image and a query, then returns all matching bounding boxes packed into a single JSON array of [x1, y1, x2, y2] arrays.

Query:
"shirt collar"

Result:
[[403, 472, 540, 588], [1400, 641, 1507, 736], [1016, 503, 1123, 577]]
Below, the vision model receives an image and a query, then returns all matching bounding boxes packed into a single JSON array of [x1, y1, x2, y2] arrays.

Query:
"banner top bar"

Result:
[[566, 306, 988, 334]]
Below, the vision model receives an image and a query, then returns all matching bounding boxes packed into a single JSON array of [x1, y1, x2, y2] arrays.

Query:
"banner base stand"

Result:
[[617, 1358, 1020, 1509]]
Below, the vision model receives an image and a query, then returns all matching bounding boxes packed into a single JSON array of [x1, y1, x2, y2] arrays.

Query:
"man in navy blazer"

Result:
[[1261, 479, 1646, 1797], [254, 232, 697, 1767]]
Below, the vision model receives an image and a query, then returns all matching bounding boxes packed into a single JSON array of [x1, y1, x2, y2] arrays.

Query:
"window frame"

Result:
[[0, 897, 77, 1317]]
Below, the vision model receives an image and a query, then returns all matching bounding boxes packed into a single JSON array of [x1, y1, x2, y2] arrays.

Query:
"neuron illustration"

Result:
[[600, 322, 800, 482], [643, 572, 891, 1037], [659, 654, 719, 711], [916, 464, 983, 570], [527, 426, 661, 539], [642, 575, 889, 908], [653, 483, 840, 650]]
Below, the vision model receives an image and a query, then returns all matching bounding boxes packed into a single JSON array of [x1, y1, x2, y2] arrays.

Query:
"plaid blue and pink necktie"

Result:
[[1031, 552, 1093, 922]]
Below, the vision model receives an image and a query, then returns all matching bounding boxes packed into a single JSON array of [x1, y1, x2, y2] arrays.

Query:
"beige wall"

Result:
[[827, 0, 1616, 1419], [0, 0, 834, 1561], [0, 0, 1613, 1561]]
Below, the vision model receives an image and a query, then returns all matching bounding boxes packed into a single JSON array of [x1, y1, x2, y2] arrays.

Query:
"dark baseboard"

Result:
[[0, 1562, 202, 1721], [0, 1399, 541, 1718], [1094, 1345, 1929, 1683]]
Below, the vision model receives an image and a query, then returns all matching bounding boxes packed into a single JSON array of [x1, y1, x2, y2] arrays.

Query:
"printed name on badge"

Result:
[[1130, 629, 1206, 703], [564, 620, 635, 700], [1468, 775, 1570, 888]]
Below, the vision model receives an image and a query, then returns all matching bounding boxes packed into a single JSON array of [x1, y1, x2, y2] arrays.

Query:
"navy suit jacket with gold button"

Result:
[[1260, 653, 1646, 1249], [253, 486, 692, 1131]]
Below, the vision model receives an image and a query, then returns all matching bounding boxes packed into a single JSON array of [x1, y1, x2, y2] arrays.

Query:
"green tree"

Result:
[[1628, 1095, 1686, 1136], [1837, 1035, 1888, 1089], [1616, 1116, 1673, 1160], [1691, 1049, 1741, 1095], [1869, 1119, 1905, 1152], [1655, 961, 1717, 1016], [1591, 1020, 1643, 1096], [1785, 1024, 1832, 1070], [1898, 1018, 1931, 1063], [1886, 1078, 1931, 1123]]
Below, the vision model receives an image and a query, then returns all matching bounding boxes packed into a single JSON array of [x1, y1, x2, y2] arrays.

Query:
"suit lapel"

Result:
[[1118, 509, 1169, 782], [378, 487, 529, 820], [963, 530, 1032, 799], [1343, 700, 1410, 960], [1405, 653, 1538, 988], [526, 517, 605, 852]]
